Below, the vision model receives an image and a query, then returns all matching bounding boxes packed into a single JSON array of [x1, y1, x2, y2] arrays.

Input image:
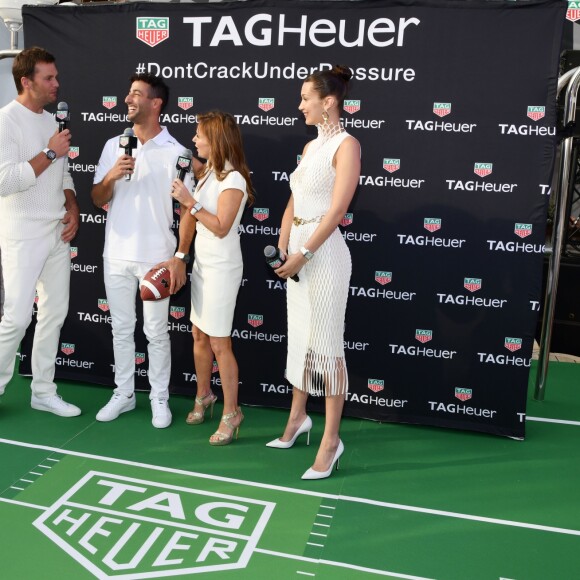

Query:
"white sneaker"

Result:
[[151, 398, 172, 429], [96, 393, 136, 422], [31, 394, 81, 417]]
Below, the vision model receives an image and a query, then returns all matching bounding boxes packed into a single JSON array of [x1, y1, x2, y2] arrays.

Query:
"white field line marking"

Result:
[[527, 416, 580, 426], [1, 437, 578, 537], [307, 542, 325, 547]]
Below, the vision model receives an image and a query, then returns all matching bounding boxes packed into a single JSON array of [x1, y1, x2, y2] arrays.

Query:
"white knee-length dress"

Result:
[[190, 166, 248, 337], [286, 131, 352, 396]]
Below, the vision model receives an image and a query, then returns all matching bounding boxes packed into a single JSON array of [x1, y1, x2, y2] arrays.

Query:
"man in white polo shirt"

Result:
[[0, 46, 80, 416], [91, 73, 196, 428]]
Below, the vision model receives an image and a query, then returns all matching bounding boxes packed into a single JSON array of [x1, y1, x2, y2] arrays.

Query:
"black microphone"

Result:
[[176, 149, 193, 181], [56, 101, 69, 132], [264, 245, 299, 282], [119, 128, 137, 181]]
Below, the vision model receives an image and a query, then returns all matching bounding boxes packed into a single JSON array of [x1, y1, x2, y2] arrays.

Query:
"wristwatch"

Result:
[[174, 252, 190, 264], [300, 246, 314, 260], [42, 148, 57, 163], [190, 202, 203, 216]]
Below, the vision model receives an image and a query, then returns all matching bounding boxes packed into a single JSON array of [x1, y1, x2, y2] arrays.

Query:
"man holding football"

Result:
[[91, 73, 196, 428]]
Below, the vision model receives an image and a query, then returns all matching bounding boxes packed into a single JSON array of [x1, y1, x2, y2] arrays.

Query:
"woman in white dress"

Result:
[[171, 111, 254, 446], [266, 66, 361, 479]]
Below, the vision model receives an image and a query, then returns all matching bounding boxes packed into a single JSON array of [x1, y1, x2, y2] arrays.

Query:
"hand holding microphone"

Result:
[[56, 101, 70, 132], [171, 149, 194, 206], [119, 127, 137, 181], [264, 245, 299, 282]]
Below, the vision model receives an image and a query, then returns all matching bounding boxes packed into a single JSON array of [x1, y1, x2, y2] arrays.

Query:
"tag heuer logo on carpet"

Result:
[[248, 314, 263, 328], [97, 299, 109, 312], [567, 2, 580, 22], [474, 162, 492, 178], [423, 218, 441, 232], [170, 306, 186, 319], [253, 208, 269, 221], [136, 17, 169, 47], [135, 352, 146, 365], [102, 96, 117, 109], [375, 271, 392, 285], [258, 98, 275, 112], [343, 99, 361, 114], [527, 105, 545, 121], [383, 158, 400, 173], [68, 147, 80, 160], [178, 97, 193, 110], [454, 387, 472, 402], [415, 329, 432, 344], [504, 337, 522, 352], [341, 213, 353, 227], [514, 223, 532, 238], [464, 277, 482, 292], [433, 102, 451, 117], [368, 378, 384, 393], [61, 343, 75, 356]]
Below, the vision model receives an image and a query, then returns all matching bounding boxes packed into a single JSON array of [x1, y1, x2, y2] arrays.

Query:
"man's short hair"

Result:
[[12, 46, 56, 94], [130, 73, 169, 113]]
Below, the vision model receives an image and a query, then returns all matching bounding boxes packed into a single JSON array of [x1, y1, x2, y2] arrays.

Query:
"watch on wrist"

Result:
[[174, 252, 190, 264], [190, 201, 203, 216], [300, 246, 314, 261], [42, 148, 57, 163]]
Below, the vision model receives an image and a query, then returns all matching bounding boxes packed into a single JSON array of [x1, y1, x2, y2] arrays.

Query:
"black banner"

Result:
[[20, 0, 565, 438]]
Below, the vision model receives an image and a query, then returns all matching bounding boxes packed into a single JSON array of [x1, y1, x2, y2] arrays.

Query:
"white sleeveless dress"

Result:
[[286, 131, 352, 396], [190, 166, 248, 337]]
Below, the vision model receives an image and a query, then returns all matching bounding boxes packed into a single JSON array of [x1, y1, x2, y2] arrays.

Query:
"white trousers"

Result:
[[0, 223, 70, 397], [104, 258, 170, 400]]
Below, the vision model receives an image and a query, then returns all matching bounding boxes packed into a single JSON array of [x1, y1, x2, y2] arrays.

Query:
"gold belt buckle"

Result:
[[293, 217, 303, 226]]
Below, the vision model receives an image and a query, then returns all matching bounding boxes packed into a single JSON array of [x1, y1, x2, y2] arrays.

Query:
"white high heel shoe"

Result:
[[266, 416, 312, 449], [301, 439, 344, 480]]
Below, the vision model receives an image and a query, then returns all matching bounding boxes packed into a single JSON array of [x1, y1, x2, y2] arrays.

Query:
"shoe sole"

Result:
[[96, 404, 136, 422], [31, 403, 81, 418]]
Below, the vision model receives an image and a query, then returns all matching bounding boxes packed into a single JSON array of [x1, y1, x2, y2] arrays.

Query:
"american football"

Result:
[[140, 267, 171, 301]]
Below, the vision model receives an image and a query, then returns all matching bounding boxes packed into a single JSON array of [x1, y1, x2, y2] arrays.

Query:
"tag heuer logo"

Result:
[[102, 96, 117, 109], [375, 271, 392, 285], [474, 162, 493, 178], [514, 223, 532, 238], [297, 154, 302, 165], [368, 378, 384, 393], [423, 218, 441, 233], [415, 329, 432, 344], [455, 387, 472, 402], [173, 201, 181, 216], [212, 360, 219, 373], [527, 105, 545, 121], [97, 299, 109, 312], [341, 213, 353, 227], [135, 352, 146, 365], [433, 102, 451, 117], [464, 277, 482, 292], [136, 17, 169, 48], [504, 337, 522, 352], [170, 306, 185, 319], [248, 314, 263, 328], [34, 291, 39, 304], [61, 343, 75, 356], [383, 158, 400, 173], [567, 2, 580, 22], [70, 247, 78, 259], [343, 99, 361, 114], [258, 98, 275, 112], [68, 146, 80, 160], [253, 208, 269, 221], [178, 97, 193, 110]]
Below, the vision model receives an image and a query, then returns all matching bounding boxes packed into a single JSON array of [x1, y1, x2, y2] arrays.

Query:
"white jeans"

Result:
[[0, 223, 70, 397], [104, 258, 170, 400]]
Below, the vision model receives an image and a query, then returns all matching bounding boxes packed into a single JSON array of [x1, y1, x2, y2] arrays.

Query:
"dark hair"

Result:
[[305, 65, 353, 110], [129, 73, 169, 113], [196, 110, 255, 206], [12, 46, 56, 94]]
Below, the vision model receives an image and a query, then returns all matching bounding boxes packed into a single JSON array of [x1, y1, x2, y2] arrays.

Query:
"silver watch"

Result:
[[190, 201, 203, 216], [300, 246, 314, 260]]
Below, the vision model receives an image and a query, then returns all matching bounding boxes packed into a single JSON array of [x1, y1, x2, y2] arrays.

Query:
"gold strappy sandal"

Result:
[[185, 391, 217, 425], [209, 407, 244, 446]]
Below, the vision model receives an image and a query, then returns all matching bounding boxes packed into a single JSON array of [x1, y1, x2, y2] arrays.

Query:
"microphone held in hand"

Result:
[[176, 149, 193, 181], [264, 245, 299, 282], [56, 101, 70, 132], [119, 128, 138, 181]]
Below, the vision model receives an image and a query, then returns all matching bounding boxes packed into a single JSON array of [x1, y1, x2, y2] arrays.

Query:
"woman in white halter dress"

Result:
[[266, 66, 361, 480]]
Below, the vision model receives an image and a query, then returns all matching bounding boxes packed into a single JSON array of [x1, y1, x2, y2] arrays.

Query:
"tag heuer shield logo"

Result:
[[136, 17, 169, 48], [455, 387, 472, 402], [383, 158, 400, 173], [248, 314, 263, 328], [341, 213, 353, 227], [505, 337, 522, 352], [368, 378, 384, 393], [343, 99, 361, 114], [567, 2, 580, 22], [514, 223, 532, 238], [170, 306, 185, 319], [433, 102, 451, 117], [527, 105, 545, 121], [375, 271, 392, 285], [97, 299, 109, 312], [253, 208, 269, 221], [464, 277, 482, 292], [258, 98, 275, 112], [70, 247, 78, 259], [178, 97, 193, 110], [415, 329, 432, 343], [423, 218, 441, 233], [474, 163, 493, 178], [135, 352, 146, 365], [61, 343, 75, 356], [68, 147, 80, 160], [102, 96, 117, 109]]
